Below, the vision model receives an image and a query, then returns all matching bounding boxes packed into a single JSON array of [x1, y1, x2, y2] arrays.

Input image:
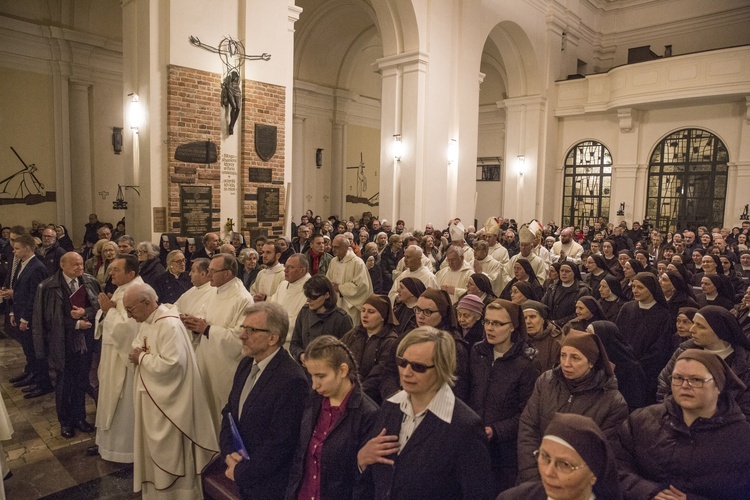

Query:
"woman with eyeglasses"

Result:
[[616, 350, 750, 499], [468, 299, 541, 494], [517, 330, 627, 483], [286, 336, 378, 500], [499, 413, 621, 500], [356, 327, 494, 500], [656, 305, 750, 420], [289, 275, 353, 365], [152, 250, 191, 304], [135, 241, 166, 288]]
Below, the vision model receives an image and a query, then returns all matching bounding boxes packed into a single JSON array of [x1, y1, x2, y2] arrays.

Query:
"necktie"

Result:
[[10, 257, 20, 288], [69, 279, 78, 293], [238, 363, 260, 419]]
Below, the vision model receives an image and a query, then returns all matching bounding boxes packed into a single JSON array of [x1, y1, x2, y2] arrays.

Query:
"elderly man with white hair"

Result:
[[388, 245, 438, 305], [435, 246, 474, 304], [326, 234, 373, 323], [126, 283, 218, 498]]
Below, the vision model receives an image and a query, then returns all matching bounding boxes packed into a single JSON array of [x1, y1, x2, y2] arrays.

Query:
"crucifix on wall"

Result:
[[188, 35, 271, 135]]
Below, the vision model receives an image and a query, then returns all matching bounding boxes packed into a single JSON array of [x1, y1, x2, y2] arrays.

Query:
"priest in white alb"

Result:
[[326, 235, 373, 323], [182, 254, 253, 435], [93, 254, 143, 462], [249, 241, 285, 302], [174, 258, 214, 350], [435, 245, 474, 303], [126, 284, 219, 499], [268, 253, 310, 349]]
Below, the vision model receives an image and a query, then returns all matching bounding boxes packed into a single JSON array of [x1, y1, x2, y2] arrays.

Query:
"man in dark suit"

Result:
[[220, 302, 309, 499], [357, 327, 493, 500], [192, 232, 221, 261], [33, 252, 100, 438], [0, 234, 51, 398]]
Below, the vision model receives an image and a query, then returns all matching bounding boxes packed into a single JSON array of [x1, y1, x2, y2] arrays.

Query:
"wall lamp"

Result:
[[448, 139, 458, 165], [517, 155, 525, 175], [393, 134, 402, 162], [128, 93, 143, 133]]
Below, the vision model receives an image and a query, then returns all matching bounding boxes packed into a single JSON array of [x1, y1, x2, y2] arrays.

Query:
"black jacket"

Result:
[[341, 325, 398, 405], [358, 397, 493, 500], [541, 280, 591, 326], [286, 388, 378, 500], [9, 256, 48, 323], [290, 306, 354, 362], [41, 242, 66, 275], [220, 349, 310, 500], [468, 338, 540, 492], [32, 270, 100, 370], [138, 257, 166, 287]]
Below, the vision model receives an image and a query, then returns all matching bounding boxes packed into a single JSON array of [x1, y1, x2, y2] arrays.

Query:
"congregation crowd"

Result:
[[1, 210, 750, 499]]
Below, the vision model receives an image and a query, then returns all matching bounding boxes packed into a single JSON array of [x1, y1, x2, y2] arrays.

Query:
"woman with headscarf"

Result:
[[392, 277, 425, 335], [561, 296, 607, 336], [500, 258, 544, 302], [616, 350, 750, 499], [692, 253, 723, 286], [598, 275, 627, 322], [620, 258, 644, 301], [616, 272, 674, 404], [55, 225, 75, 252], [541, 260, 591, 328], [588, 321, 648, 410], [456, 294, 486, 346], [341, 295, 399, 405], [158, 233, 179, 267], [362, 243, 387, 294], [656, 305, 750, 420], [522, 301, 562, 373], [635, 249, 658, 276], [410, 288, 470, 401], [276, 236, 294, 265], [499, 413, 622, 500], [583, 254, 611, 299], [601, 239, 623, 280], [700, 274, 735, 310], [517, 330, 628, 482], [152, 250, 191, 304], [660, 270, 700, 321], [667, 260, 693, 286], [469, 299, 541, 494], [461, 273, 497, 306], [672, 306, 698, 349], [509, 281, 537, 305], [734, 287, 750, 338], [136, 241, 166, 287]]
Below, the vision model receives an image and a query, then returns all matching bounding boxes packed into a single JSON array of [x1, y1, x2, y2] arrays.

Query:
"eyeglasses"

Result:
[[413, 306, 437, 317], [240, 325, 271, 335], [670, 374, 713, 388], [395, 356, 435, 373], [125, 299, 148, 314], [207, 268, 230, 275], [534, 449, 587, 474], [484, 319, 512, 328]]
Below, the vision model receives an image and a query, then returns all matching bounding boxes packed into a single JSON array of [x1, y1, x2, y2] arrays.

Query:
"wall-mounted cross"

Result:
[[99, 191, 109, 200]]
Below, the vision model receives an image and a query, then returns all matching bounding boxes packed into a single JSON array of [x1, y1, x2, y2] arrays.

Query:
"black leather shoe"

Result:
[[75, 420, 95, 433], [13, 376, 36, 388], [86, 445, 99, 456], [9, 372, 31, 384], [61, 426, 75, 438], [24, 386, 53, 399], [3, 471, 11, 481]]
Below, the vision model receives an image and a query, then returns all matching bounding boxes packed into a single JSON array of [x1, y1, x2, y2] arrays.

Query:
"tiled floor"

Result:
[[0, 332, 136, 499]]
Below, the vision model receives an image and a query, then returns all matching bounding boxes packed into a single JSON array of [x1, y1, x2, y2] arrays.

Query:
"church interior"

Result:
[[1, 0, 750, 498]]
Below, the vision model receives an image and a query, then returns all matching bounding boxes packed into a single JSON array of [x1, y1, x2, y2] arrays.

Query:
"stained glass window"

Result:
[[561, 141, 612, 228]]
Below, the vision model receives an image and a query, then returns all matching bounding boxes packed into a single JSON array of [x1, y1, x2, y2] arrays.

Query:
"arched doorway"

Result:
[[646, 128, 728, 232], [561, 140, 613, 229]]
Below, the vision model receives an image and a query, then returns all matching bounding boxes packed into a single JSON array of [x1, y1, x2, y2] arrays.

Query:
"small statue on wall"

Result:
[[221, 71, 242, 135]]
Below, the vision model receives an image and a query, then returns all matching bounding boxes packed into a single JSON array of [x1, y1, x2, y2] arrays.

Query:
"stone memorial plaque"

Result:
[[254, 124, 277, 161], [180, 185, 213, 235], [175, 141, 218, 164], [153, 207, 167, 233], [249, 168, 273, 183], [257, 187, 280, 222]]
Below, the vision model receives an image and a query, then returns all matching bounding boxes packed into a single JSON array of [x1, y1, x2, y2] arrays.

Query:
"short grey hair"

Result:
[[238, 247, 259, 264], [211, 253, 238, 277], [289, 253, 310, 273], [243, 302, 290, 346], [137, 242, 159, 259]]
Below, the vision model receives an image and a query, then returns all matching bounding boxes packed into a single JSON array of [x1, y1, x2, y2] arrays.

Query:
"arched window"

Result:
[[646, 129, 728, 233], [561, 141, 612, 229]]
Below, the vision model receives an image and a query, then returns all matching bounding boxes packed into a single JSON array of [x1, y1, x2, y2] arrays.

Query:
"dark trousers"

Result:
[[14, 323, 36, 376], [55, 349, 92, 426]]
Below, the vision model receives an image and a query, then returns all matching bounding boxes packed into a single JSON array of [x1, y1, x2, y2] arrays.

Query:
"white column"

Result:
[[68, 80, 93, 242], [614, 108, 641, 222], [292, 115, 306, 220], [330, 121, 345, 219]]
